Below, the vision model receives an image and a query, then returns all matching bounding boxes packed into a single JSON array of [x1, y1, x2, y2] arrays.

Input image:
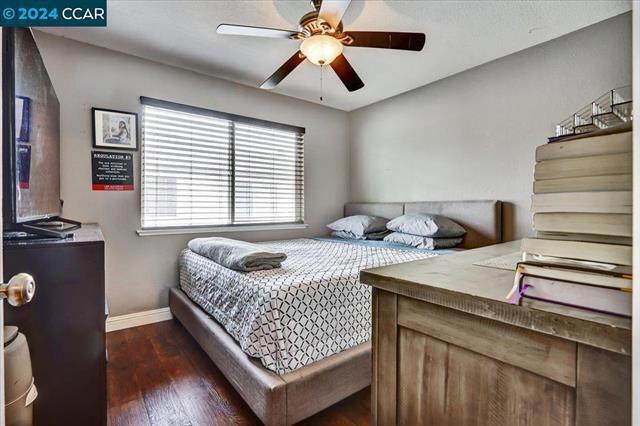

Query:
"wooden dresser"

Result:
[[361, 241, 631, 426], [4, 224, 107, 426]]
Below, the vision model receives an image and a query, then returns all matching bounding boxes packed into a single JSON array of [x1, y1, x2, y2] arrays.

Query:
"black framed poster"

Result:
[[92, 107, 138, 151], [91, 151, 134, 191]]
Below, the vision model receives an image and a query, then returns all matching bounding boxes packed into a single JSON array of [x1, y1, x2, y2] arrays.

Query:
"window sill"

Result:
[[136, 223, 309, 237]]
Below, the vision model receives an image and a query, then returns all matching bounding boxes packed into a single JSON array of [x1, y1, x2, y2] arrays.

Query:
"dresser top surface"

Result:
[[3, 223, 104, 248], [361, 240, 631, 353], [364, 240, 520, 301]]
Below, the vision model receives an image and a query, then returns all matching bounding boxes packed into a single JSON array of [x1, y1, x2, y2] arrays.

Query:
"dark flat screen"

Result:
[[12, 28, 60, 222]]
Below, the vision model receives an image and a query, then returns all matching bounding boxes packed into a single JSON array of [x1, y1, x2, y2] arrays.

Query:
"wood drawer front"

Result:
[[576, 344, 631, 426], [397, 296, 577, 387], [397, 327, 576, 426]]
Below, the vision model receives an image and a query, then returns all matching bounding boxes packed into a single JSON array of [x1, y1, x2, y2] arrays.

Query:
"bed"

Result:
[[169, 200, 502, 425]]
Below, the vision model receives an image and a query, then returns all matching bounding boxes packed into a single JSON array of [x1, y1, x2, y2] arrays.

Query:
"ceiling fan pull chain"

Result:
[[320, 65, 324, 102]]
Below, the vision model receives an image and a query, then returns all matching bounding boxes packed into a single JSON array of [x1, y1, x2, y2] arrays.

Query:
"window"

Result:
[[140, 97, 304, 230]]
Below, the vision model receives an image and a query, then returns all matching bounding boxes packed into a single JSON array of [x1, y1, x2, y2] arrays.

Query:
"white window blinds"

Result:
[[140, 98, 304, 230]]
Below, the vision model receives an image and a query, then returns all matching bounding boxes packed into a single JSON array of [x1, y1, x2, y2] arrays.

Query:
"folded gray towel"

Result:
[[188, 237, 287, 272]]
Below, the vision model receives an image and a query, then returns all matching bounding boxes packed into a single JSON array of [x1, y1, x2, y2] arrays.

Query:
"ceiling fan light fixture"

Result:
[[219, 0, 425, 92], [300, 34, 343, 66]]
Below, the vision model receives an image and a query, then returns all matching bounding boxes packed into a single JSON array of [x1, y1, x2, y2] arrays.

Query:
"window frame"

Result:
[[138, 97, 306, 236]]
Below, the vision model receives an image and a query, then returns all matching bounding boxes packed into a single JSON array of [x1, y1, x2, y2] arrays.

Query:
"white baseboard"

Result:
[[106, 307, 173, 332]]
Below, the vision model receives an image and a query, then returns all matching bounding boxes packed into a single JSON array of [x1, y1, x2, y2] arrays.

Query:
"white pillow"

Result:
[[331, 229, 390, 240], [327, 215, 388, 237], [386, 213, 466, 238], [384, 232, 463, 249], [331, 230, 365, 240]]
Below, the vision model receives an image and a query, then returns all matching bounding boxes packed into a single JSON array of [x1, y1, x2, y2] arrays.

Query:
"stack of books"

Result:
[[510, 127, 633, 317]]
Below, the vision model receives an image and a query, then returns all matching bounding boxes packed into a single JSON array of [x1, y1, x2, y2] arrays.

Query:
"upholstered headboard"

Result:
[[344, 200, 502, 249], [344, 202, 404, 220]]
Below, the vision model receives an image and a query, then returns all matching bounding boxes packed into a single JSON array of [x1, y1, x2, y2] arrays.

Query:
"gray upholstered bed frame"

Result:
[[170, 200, 502, 425]]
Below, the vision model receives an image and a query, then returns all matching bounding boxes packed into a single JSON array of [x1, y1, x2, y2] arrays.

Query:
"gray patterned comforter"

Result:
[[179, 238, 439, 374]]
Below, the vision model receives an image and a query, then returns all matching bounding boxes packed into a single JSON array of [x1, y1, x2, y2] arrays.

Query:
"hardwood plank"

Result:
[[161, 321, 257, 425], [107, 330, 151, 426], [107, 320, 370, 426], [398, 297, 577, 387], [148, 326, 239, 425], [299, 387, 371, 426], [147, 320, 183, 358], [372, 289, 397, 426], [121, 327, 193, 426], [576, 344, 631, 426]]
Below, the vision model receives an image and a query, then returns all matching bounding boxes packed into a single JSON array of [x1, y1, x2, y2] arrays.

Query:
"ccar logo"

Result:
[[0, 0, 107, 27]]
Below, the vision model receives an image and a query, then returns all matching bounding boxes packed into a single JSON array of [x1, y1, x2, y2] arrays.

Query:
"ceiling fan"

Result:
[[217, 0, 426, 92]]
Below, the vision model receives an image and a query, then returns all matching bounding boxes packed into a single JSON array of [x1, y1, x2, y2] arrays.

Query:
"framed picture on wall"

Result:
[[92, 107, 138, 151]]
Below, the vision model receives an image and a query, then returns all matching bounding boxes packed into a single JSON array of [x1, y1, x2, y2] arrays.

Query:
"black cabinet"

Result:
[[4, 224, 106, 426]]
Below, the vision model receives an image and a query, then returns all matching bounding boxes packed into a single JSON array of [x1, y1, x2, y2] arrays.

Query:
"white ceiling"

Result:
[[40, 1, 631, 111]]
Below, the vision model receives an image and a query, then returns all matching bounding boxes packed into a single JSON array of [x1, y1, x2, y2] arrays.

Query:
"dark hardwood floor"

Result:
[[107, 320, 371, 426]]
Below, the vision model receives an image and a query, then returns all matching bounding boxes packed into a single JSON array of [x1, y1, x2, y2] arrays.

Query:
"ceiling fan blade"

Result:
[[260, 51, 306, 90], [318, 0, 352, 29], [217, 24, 298, 39], [346, 31, 426, 51], [330, 54, 364, 92]]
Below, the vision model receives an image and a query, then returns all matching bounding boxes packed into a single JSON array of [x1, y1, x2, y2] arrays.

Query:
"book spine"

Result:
[[533, 213, 632, 237], [531, 191, 632, 214], [522, 238, 633, 265], [533, 174, 632, 194], [535, 231, 632, 246], [518, 262, 632, 289], [534, 153, 632, 181], [536, 131, 631, 161], [520, 275, 631, 317], [525, 256, 631, 275]]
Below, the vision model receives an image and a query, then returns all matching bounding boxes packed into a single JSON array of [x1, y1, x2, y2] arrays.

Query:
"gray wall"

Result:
[[33, 31, 350, 316], [348, 13, 632, 240]]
